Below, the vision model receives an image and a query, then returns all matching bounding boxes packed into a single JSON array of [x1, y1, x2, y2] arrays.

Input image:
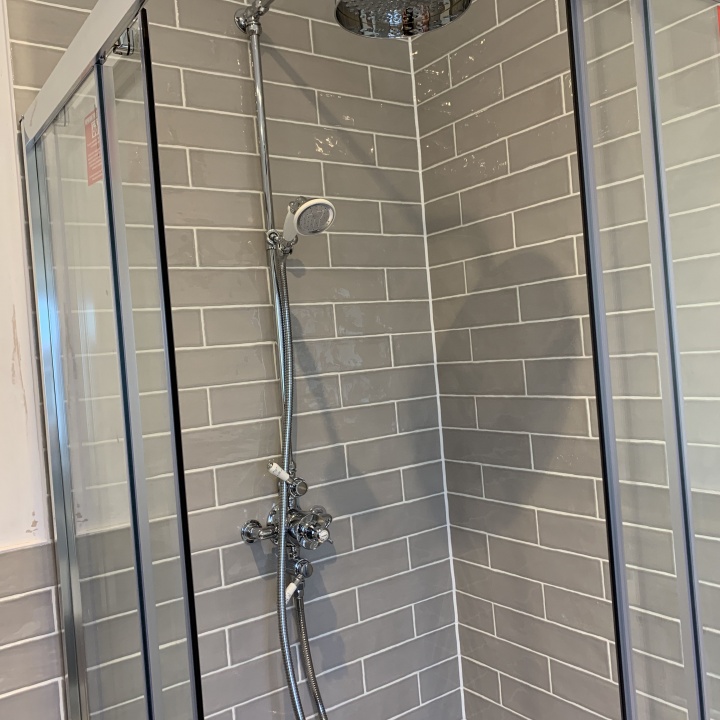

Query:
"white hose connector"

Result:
[[286, 580, 299, 603], [268, 462, 291, 483]]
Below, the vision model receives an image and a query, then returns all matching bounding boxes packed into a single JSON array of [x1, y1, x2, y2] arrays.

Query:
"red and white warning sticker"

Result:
[[84, 108, 103, 187]]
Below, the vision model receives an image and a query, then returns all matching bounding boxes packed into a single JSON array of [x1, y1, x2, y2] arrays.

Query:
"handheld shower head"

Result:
[[283, 197, 336, 246]]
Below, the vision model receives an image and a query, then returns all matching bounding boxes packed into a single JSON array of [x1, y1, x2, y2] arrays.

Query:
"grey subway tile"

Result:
[[433, 288, 519, 331], [428, 215, 517, 266], [483, 466, 597, 516], [0, 635, 62, 695], [0, 681, 62, 720], [310, 608, 414, 675], [418, 66, 503, 136], [443, 428, 532, 467], [420, 657, 461, 702], [449, 494, 538, 543], [364, 626, 457, 690], [391, 333, 436, 367], [0, 544, 56, 599], [503, 32, 572, 96], [460, 626, 551, 691], [415, 592, 458, 635], [358, 560, 452, 619], [371, 67, 415, 104], [455, 78, 564, 156], [415, 56, 451, 102], [318, 92, 416, 136], [462, 657, 500, 703], [461, 159, 571, 224], [387, 269, 431, 300], [450, 525, 489, 565], [501, 675, 604, 720], [397, 396, 439, 433], [295, 403, 398, 452], [454, 559, 545, 616], [489, 535, 605, 596], [346, 429, 441, 477], [403, 462, 445, 500], [0, 590, 55, 646], [341, 365, 437, 406], [353, 495, 447, 549], [329, 234, 425, 267], [294, 336, 392, 376], [335, 301, 431, 336], [455, 591, 494, 633]]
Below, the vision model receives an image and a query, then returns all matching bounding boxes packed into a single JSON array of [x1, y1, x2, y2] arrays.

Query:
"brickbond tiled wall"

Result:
[[4, 0, 458, 718], [655, 2, 720, 713], [0, 544, 64, 718], [412, 1, 624, 718]]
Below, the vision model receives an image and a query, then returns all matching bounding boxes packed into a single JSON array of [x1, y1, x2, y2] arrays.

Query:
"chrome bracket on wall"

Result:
[[112, 28, 135, 56]]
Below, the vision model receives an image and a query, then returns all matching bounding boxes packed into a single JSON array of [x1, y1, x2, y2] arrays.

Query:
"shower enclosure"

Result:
[[16, 0, 720, 718], [21, 4, 203, 718]]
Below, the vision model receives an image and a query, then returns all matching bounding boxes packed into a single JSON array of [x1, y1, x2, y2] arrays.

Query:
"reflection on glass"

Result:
[[106, 24, 193, 717], [41, 72, 151, 717], [652, 0, 720, 714], [40, 23, 197, 719], [582, 0, 711, 717]]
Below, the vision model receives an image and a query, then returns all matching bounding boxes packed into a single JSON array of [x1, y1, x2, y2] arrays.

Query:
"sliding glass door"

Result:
[[24, 10, 203, 720], [569, 0, 720, 718], [653, 1, 720, 715]]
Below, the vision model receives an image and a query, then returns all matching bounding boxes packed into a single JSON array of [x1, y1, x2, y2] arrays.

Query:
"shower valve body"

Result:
[[269, 505, 333, 551], [241, 504, 333, 551]]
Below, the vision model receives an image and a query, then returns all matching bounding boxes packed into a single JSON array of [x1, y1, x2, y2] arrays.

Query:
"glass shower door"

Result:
[[569, 0, 720, 718], [38, 68, 152, 720], [652, 1, 720, 714], [25, 11, 202, 720]]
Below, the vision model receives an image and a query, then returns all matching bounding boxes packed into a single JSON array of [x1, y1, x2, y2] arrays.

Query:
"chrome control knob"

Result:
[[316, 528, 330, 544], [292, 479, 308, 497], [286, 506, 333, 551]]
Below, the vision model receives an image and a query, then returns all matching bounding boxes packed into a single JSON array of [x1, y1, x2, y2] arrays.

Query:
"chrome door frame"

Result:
[[23, 133, 89, 720]]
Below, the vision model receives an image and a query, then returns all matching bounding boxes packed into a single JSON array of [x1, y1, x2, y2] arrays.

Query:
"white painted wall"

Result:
[[0, 0, 50, 549]]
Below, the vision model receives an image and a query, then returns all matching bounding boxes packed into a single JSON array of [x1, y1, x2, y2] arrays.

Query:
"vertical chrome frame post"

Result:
[[629, 1, 708, 716], [95, 60, 164, 720], [137, 10, 205, 720], [23, 137, 90, 720], [565, 1, 639, 718]]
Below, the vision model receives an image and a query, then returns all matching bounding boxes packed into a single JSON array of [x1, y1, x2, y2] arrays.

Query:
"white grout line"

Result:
[[408, 37, 467, 720]]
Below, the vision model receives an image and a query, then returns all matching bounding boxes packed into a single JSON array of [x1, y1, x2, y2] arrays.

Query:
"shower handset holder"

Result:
[[241, 462, 333, 551]]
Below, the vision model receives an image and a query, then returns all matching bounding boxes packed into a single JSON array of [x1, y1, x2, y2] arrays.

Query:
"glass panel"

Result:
[[651, 0, 720, 714], [104, 23, 194, 717], [582, 1, 701, 717], [40, 71, 151, 718]]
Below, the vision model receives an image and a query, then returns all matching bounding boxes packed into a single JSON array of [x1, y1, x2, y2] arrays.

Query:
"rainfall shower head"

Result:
[[283, 197, 336, 245], [335, 0, 472, 38]]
